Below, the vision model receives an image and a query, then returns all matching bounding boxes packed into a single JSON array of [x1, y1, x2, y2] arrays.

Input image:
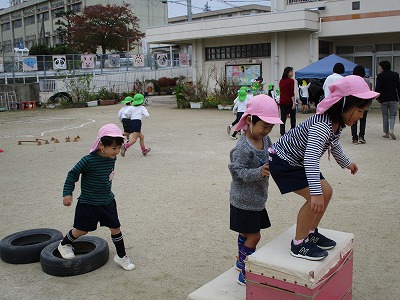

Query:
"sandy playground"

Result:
[[0, 97, 399, 300]]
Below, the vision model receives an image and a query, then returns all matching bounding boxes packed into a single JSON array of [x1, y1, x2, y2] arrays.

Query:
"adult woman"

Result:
[[279, 67, 296, 136]]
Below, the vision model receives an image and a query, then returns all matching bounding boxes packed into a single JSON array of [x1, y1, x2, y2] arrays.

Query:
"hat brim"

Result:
[[235, 113, 283, 131], [132, 100, 144, 106], [317, 90, 379, 114], [238, 96, 247, 101]]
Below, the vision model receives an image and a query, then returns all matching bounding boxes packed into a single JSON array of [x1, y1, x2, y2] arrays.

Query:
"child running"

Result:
[[118, 96, 133, 139], [120, 93, 151, 157], [58, 123, 135, 271], [228, 87, 249, 140], [229, 95, 283, 285], [269, 75, 379, 260]]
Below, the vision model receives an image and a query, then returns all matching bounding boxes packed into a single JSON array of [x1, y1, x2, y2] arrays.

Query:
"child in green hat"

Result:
[[120, 94, 151, 157]]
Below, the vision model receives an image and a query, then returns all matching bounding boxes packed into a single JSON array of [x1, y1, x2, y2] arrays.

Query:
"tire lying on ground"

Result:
[[40, 236, 109, 277], [0, 228, 63, 264]]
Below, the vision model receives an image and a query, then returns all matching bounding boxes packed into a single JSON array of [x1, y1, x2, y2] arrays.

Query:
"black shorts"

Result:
[[230, 204, 271, 234], [269, 153, 324, 194], [300, 97, 309, 105], [129, 119, 142, 133], [122, 118, 132, 133], [73, 199, 121, 232]]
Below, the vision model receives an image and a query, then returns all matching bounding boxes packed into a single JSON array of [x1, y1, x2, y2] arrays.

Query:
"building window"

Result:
[[352, 1, 360, 10], [1, 22, 11, 31], [70, 3, 82, 13], [13, 19, 22, 28], [37, 12, 50, 22], [336, 46, 354, 54], [24, 15, 35, 25], [205, 43, 271, 61], [52, 8, 65, 19]]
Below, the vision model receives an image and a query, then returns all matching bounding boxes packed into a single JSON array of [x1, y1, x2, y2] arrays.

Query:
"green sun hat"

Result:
[[240, 86, 248, 91], [268, 84, 274, 90], [238, 89, 247, 102], [132, 93, 145, 106], [121, 96, 133, 105]]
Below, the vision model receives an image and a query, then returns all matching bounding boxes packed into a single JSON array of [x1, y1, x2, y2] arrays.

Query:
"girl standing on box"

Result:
[[229, 95, 283, 286], [269, 75, 379, 261], [120, 93, 151, 157]]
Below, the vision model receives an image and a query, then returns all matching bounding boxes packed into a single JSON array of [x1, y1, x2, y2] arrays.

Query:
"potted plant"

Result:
[[95, 87, 118, 105]]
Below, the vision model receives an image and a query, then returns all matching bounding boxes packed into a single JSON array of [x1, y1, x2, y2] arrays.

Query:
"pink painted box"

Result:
[[246, 225, 354, 300]]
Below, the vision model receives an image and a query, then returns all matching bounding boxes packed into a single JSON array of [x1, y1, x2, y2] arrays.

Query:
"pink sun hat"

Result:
[[317, 75, 379, 114], [236, 94, 283, 131], [89, 123, 125, 153]]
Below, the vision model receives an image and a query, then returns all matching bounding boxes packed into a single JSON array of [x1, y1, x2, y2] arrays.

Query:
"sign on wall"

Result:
[[22, 56, 38, 71], [81, 55, 95, 69], [156, 54, 168, 67], [225, 63, 261, 86], [53, 55, 67, 70], [108, 54, 120, 68], [133, 54, 144, 67], [179, 54, 189, 66]]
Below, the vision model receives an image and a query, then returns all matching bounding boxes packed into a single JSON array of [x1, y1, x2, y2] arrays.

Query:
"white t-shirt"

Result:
[[118, 106, 130, 122], [299, 83, 311, 98], [124, 105, 149, 120], [323, 73, 343, 97]]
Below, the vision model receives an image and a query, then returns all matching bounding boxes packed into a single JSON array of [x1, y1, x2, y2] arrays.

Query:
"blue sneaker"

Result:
[[308, 228, 337, 250], [235, 259, 243, 271], [237, 271, 246, 286], [290, 238, 328, 261]]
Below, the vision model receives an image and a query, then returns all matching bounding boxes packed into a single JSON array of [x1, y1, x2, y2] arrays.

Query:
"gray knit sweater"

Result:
[[229, 135, 272, 211]]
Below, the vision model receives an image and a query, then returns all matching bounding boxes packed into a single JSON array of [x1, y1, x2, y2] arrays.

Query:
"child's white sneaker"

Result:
[[58, 242, 75, 259], [114, 254, 135, 271]]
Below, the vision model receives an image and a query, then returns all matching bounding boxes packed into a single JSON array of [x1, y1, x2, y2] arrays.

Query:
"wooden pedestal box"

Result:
[[246, 226, 354, 300]]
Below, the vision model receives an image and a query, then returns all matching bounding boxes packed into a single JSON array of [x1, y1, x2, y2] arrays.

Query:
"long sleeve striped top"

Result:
[[273, 113, 351, 195], [63, 152, 116, 206]]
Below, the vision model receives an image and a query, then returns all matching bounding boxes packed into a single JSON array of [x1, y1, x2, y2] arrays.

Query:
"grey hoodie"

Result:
[[229, 135, 272, 211]]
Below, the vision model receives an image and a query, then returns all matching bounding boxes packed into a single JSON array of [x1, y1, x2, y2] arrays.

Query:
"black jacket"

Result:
[[375, 70, 400, 103]]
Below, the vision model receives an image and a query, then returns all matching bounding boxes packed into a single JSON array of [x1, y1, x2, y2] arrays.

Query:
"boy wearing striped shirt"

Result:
[[269, 76, 379, 261], [58, 124, 135, 271]]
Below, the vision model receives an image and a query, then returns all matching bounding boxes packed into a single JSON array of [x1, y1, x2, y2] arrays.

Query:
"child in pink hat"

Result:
[[269, 75, 379, 261], [59, 124, 136, 271], [228, 95, 283, 285]]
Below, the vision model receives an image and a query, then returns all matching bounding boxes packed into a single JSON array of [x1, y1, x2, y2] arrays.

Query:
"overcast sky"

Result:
[[0, 0, 271, 17]]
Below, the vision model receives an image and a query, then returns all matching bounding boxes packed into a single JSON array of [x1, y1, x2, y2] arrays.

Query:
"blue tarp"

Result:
[[295, 54, 370, 79]]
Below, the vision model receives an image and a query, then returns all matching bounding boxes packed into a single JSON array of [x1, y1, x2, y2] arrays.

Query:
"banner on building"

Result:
[[22, 56, 38, 71], [179, 54, 189, 66], [156, 54, 168, 67], [133, 54, 144, 67], [53, 55, 67, 70], [108, 54, 120, 68], [81, 54, 95, 69], [141, 38, 147, 54], [0, 57, 3, 72]]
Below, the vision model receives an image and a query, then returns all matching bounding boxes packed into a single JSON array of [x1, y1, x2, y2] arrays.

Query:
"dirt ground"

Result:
[[0, 98, 399, 300]]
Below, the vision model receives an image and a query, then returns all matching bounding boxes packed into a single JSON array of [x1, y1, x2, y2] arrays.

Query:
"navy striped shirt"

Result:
[[63, 152, 116, 205], [273, 113, 351, 195]]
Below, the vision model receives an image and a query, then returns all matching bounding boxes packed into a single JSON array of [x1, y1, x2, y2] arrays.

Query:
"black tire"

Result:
[[40, 236, 109, 277], [0, 228, 63, 264]]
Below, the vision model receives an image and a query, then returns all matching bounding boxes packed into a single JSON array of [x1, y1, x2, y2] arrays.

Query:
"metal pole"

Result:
[[11, 23, 16, 84], [187, 0, 192, 22]]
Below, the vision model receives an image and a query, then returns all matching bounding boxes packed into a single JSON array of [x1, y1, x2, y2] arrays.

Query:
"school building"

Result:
[[146, 0, 400, 88], [0, 0, 168, 53]]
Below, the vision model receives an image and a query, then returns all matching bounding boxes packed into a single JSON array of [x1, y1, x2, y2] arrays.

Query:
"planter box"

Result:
[[99, 100, 115, 106], [189, 102, 203, 109], [86, 100, 98, 107], [218, 104, 233, 110], [72, 102, 86, 108]]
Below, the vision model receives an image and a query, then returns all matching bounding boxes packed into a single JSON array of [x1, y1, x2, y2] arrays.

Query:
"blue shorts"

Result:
[[73, 199, 121, 232], [129, 119, 142, 133], [269, 153, 324, 194], [230, 204, 271, 234], [300, 97, 309, 105]]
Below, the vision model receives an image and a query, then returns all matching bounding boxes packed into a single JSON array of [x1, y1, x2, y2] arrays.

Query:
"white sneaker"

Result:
[[114, 254, 135, 271], [389, 130, 396, 140], [58, 242, 75, 259]]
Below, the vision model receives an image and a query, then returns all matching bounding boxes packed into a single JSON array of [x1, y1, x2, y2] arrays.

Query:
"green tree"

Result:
[[68, 3, 145, 55]]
